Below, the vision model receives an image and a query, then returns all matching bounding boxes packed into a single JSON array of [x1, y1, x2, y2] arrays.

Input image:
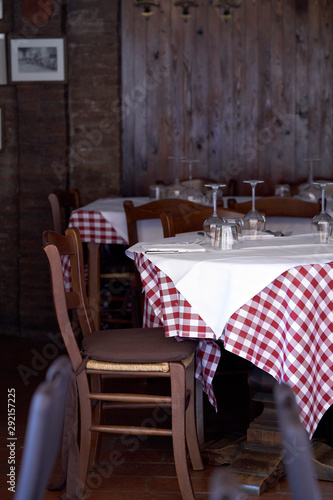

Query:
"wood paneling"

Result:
[[122, 0, 333, 196]]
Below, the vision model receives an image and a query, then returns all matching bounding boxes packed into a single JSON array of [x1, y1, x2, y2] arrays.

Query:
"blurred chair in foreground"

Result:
[[227, 196, 321, 218], [14, 356, 71, 500], [209, 468, 245, 500], [43, 227, 203, 499], [274, 382, 322, 500]]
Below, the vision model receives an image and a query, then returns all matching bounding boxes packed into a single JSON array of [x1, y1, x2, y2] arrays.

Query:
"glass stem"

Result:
[[189, 164, 193, 188], [322, 187, 325, 212], [308, 161, 314, 184], [213, 189, 217, 216], [252, 185, 256, 211]]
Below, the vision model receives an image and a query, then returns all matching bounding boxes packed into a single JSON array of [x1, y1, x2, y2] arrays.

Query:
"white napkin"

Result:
[[141, 243, 206, 254]]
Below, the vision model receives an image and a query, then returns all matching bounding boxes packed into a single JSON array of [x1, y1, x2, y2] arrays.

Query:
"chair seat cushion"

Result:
[[81, 327, 198, 364]]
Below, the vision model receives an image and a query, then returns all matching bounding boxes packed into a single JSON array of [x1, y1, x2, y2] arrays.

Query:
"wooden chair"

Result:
[[227, 196, 321, 218], [48, 188, 81, 234], [274, 382, 322, 500], [123, 198, 217, 246], [48, 189, 138, 329], [14, 356, 72, 500], [161, 206, 244, 238], [42, 227, 204, 499]]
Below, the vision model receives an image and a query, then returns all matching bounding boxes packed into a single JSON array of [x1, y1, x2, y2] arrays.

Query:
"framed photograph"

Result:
[[0, 107, 3, 152], [0, 34, 7, 85], [9, 37, 66, 83]]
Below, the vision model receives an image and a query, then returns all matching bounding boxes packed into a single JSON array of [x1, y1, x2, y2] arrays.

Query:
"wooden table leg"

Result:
[[227, 369, 285, 496], [203, 367, 285, 496], [87, 242, 101, 330]]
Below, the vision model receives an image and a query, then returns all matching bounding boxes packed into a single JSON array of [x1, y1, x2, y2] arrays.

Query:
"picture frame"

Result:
[[0, 107, 3, 152], [9, 37, 67, 83], [0, 34, 7, 85]]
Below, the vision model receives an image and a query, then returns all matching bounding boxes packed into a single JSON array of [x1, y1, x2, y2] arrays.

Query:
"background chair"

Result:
[[14, 356, 71, 500], [48, 189, 137, 329], [227, 196, 321, 217], [274, 382, 322, 500], [161, 206, 244, 238], [43, 227, 204, 499], [123, 198, 213, 247], [48, 188, 82, 234]]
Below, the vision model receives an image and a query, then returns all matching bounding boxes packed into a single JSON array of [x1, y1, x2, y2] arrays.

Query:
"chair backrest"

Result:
[[43, 228, 96, 370], [274, 382, 322, 500], [48, 188, 81, 234], [123, 198, 213, 246], [14, 356, 72, 500], [161, 207, 244, 238], [227, 196, 321, 218]]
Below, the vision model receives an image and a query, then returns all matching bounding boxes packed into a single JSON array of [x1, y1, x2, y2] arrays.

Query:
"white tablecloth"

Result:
[[74, 196, 313, 244], [128, 232, 333, 336]]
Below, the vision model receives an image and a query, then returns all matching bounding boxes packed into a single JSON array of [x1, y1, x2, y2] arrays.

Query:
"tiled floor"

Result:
[[2, 335, 333, 499]]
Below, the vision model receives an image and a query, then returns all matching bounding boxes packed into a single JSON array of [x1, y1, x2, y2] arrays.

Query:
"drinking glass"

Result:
[[180, 159, 203, 202], [311, 182, 333, 243], [242, 180, 266, 239], [203, 184, 226, 245], [166, 155, 186, 198], [298, 157, 321, 201]]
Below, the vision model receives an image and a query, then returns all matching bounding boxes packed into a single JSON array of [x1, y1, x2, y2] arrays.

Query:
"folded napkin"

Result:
[[141, 243, 206, 254]]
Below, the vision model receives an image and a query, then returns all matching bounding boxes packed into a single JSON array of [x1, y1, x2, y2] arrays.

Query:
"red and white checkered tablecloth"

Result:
[[135, 252, 333, 438], [63, 210, 128, 290], [135, 253, 222, 409]]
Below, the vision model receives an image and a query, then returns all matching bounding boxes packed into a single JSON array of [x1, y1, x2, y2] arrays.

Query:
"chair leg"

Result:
[[195, 378, 205, 447], [89, 374, 103, 470], [77, 374, 93, 499], [170, 362, 195, 500], [185, 361, 204, 470]]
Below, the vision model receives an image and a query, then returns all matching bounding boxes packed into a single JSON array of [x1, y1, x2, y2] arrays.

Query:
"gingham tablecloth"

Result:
[[63, 210, 127, 290], [135, 252, 333, 438]]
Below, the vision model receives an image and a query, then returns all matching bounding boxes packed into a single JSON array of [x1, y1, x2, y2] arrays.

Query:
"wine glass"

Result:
[[203, 184, 226, 245], [242, 180, 266, 239], [180, 159, 203, 202], [166, 155, 186, 198], [298, 157, 321, 201], [311, 182, 333, 243]]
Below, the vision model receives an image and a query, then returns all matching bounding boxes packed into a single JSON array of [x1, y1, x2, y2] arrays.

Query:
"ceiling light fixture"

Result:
[[214, 0, 243, 21], [134, 0, 159, 17], [174, 1, 199, 20]]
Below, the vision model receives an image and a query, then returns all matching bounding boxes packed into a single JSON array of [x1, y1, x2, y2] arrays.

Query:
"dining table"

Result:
[[126, 226, 333, 495], [63, 195, 252, 326]]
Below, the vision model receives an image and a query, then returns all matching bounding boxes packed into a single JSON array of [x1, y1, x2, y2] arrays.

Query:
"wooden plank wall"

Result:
[[121, 0, 333, 196]]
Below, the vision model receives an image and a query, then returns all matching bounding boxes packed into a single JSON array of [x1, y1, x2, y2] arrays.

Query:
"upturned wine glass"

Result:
[[166, 155, 186, 198], [311, 181, 333, 243], [203, 184, 226, 245], [243, 180, 266, 238], [298, 157, 321, 201], [180, 159, 203, 202]]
